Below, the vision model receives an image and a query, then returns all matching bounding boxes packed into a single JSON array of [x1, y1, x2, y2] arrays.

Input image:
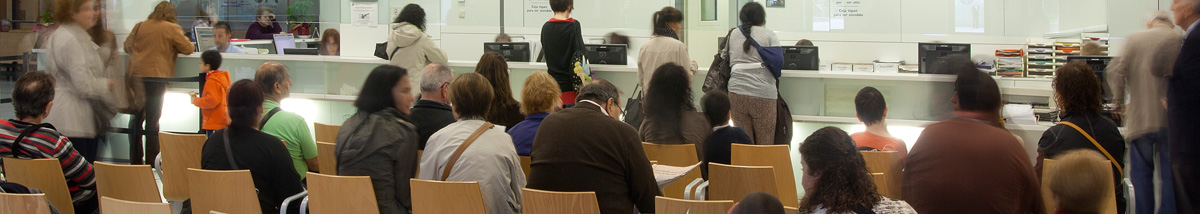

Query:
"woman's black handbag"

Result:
[[623, 84, 643, 130], [702, 28, 737, 93], [374, 42, 400, 60]]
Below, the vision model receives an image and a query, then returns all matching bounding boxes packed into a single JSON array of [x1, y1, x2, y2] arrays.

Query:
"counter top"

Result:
[[230, 38, 320, 46]]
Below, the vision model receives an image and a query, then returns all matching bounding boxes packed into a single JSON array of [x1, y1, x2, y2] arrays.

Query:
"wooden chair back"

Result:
[[1041, 159, 1119, 214], [870, 172, 895, 200], [99, 196, 171, 214], [316, 141, 337, 175], [520, 156, 532, 178], [641, 142, 701, 199], [860, 151, 902, 199], [186, 169, 261, 214], [521, 188, 601, 214], [730, 144, 799, 207], [410, 179, 486, 214], [707, 163, 778, 204], [159, 132, 206, 201], [314, 123, 341, 144], [94, 162, 161, 203], [654, 196, 734, 214], [307, 172, 380, 214], [0, 192, 51, 214], [2, 157, 73, 214]]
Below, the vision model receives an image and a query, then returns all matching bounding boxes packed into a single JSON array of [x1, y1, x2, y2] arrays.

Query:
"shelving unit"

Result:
[[1025, 41, 1056, 77]]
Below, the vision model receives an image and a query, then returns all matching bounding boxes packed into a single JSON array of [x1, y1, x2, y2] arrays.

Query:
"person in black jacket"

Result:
[[1037, 63, 1126, 213], [1168, 0, 1200, 211], [700, 90, 752, 179], [200, 79, 304, 214], [541, 0, 586, 108], [409, 63, 456, 149]]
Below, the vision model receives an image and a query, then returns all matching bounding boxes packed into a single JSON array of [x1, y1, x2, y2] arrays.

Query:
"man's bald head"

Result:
[[255, 62, 291, 100]]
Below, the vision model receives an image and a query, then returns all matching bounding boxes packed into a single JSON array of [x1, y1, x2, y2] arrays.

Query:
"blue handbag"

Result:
[[739, 26, 784, 77]]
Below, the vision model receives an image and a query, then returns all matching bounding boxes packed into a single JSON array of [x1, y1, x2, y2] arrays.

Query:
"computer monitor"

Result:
[[782, 46, 819, 70], [272, 34, 297, 55], [483, 42, 531, 62], [1066, 56, 1115, 102], [582, 44, 628, 65], [918, 43, 971, 74], [194, 27, 216, 52], [283, 48, 319, 55]]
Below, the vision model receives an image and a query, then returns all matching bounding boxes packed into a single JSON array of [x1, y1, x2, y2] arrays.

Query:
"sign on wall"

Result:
[[351, 2, 378, 26]]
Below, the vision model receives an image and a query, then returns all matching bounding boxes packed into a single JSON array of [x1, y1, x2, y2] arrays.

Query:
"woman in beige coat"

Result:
[[637, 7, 698, 92], [123, 1, 195, 165], [388, 3, 448, 96], [43, 0, 114, 165]]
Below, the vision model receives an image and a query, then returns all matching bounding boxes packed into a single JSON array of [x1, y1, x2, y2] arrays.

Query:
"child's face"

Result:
[[199, 63, 211, 72]]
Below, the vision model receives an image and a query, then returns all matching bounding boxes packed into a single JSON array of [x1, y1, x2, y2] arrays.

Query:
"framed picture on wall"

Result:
[[767, 0, 785, 8]]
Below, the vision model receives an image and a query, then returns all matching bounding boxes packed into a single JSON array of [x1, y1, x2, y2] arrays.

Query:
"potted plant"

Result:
[[33, 10, 55, 32], [286, 0, 316, 37]]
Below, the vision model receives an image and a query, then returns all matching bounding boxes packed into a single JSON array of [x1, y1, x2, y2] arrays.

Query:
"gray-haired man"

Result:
[[409, 63, 456, 149]]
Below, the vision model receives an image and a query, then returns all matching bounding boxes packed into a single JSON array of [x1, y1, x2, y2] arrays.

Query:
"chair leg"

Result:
[[281, 191, 308, 214], [299, 196, 309, 214]]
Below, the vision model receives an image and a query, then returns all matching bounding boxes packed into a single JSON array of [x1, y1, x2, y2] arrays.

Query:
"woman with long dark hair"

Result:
[[799, 127, 916, 213], [725, 2, 780, 145], [638, 7, 697, 91], [640, 63, 710, 156], [335, 65, 420, 214], [476, 52, 525, 129]]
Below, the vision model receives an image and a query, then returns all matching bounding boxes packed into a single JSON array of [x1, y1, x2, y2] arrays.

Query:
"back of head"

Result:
[[798, 127, 880, 212], [576, 79, 622, 105], [733, 192, 785, 214], [1053, 62, 1103, 116], [420, 63, 454, 94], [1049, 149, 1111, 214], [949, 56, 1002, 113], [475, 52, 516, 108], [521, 72, 561, 115], [148, 1, 178, 23], [645, 63, 694, 139], [797, 39, 814, 46], [855, 87, 886, 126], [227, 79, 265, 129], [449, 73, 494, 119], [738, 2, 766, 53], [651, 7, 683, 34], [1080, 43, 1103, 56], [1147, 10, 1174, 27], [201, 50, 222, 71], [255, 62, 289, 96], [702, 90, 732, 127], [495, 33, 512, 42], [394, 4, 427, 31], [550, 0, 573, 12], [607, 32, 630, 46], [13, 71, 55, 120], [355, 65, 409, 113]]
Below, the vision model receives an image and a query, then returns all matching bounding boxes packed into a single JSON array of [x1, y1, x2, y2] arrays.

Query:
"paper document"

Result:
[[653, 162, 702, 189]]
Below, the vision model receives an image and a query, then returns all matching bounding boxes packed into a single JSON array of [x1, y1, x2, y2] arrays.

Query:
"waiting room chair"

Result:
[[158, 132, 206, 202], [641, 142, 701, 199], [870, 173, 894, 199], [2, 157, 73, 214], [707, 163, 778, 204], [410, 179, 486, 214], [860, 151, 903, 199], [93, 162, 161, 203], [0, 192, 51, 214], [730, 144, 799, 207], [187, 169, 261, 214], [519, 156, 532, 178], [314, 123, 341, 144], [99, 196, 171, 214], [654, 196, 733, 214], [307, 172, 379, 214], [316, 142, 337, 175], [1040, 158, 1118, 214], [521, 188, 601, 214]]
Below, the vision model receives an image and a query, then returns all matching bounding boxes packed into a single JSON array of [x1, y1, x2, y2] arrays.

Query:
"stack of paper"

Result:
[[652, 162, 702, 189]]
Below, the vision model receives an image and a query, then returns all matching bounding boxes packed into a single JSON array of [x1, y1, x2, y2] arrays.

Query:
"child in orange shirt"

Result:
[[851, 86, 908, 156], [191, 50, 231, 136]]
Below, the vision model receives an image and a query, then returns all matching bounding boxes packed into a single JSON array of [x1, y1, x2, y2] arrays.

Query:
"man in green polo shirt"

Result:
[[255, 62, 318, 180]]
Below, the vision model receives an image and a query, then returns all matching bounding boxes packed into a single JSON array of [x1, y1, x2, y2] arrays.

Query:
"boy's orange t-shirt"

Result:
[[191, 70, 231, 130], [851, 131, 906, 154]]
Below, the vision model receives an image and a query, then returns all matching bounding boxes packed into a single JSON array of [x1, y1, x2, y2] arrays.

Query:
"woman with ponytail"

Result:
[[637, 6, 697, 92], [724, 2, 780, 145]]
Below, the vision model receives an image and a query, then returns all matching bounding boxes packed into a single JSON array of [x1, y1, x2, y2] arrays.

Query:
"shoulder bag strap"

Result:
[[1057, 121, 1124, 175], [9, 123, 54, 159], [259, 107, 283, 129], [222, 130, 238, 170], [441, 122, 495, 181]]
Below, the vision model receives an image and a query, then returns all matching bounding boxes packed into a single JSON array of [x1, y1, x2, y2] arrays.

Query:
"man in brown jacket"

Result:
[[123, 1, 195, 165], [527, 79, 662, 214]]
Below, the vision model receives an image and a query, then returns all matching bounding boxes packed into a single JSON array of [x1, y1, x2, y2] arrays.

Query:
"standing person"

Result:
[[419, 73, 525, 214], [640, 63, 710, 157], [902, 57, 1044, 214], [245, 6, 282, 40], [191, 50, 231, 136], [88, 1, 122, 162], [508, 72, 561, 156], [798, 127, 917, 214], [851, 86, 907, 156], [1168, 0, 1200, 211], [541, 0, 586, 108], [319, 28, 340, 56], [1108, 11, 1182, 214], [200, 79, 305, 214], [336, 65, 420, 214], [725, 2, 780, 145], [209, 22, 246, 54], [388, 3, 448, 94], [255, 62, 318, 180], [43, 0, 116, 164], [638, 7, 697, 90], [1039, 62, 1127, 213], [124, 1, 195, 165], [410, 63, 456, 150], [475, 52, 525, 129]]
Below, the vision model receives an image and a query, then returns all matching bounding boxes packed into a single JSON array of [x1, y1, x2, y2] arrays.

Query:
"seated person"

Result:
[[0, 71, 98, 214], [731, 192, 785, 214], [410, 63, 456, 149], [419, 73, 525, 214], [337, 65, 421, 213], [640, 63, 710, 154], [798, 127, 917, 213], [701, 90, 752, 179], [209, 22, 245, 54], [851, 86, 907, 156], [508, 72, 561, 156], [319, 28, 340, 56], [1038, 62, 1126, 211], [475, 53, 525, 130], [255, 62, 318, 179], [527, 79, 661, 214], [246, 7, 282, 40], [1047, 150, 1114, 214], [796, 39, 814, 46], [200, 79, 304, 214]]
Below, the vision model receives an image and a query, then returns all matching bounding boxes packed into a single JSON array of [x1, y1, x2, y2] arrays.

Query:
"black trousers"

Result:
[[129, 82, 166, 165]]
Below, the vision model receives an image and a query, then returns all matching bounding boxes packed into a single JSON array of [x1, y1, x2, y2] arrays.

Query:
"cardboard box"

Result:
[[832, 63, 854, 72], [873, 62, 900, 73], [852, 64, 874, 73]]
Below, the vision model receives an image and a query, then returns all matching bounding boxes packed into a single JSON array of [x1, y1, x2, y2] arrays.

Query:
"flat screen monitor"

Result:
[[918, 43, 971, 74], [1067, 56, 1115, 102], [484, 42, 531, 62], [582, 44, 628, 65], [283, 48, 319, 55], [272, 34, 296, 55], [193, 27, 215, 52], [782, 46, 819, 70]]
